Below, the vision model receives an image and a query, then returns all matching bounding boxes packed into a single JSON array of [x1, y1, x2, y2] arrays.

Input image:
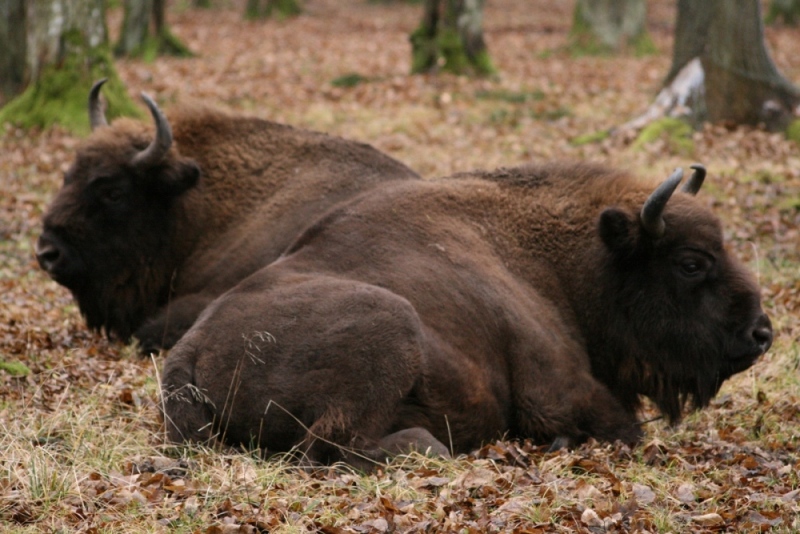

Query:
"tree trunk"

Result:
[[766, 0, 800, 25], [0, 0, 27, 100], [0, 0, 139, 132], [115, 0, 193, 58], [663, 0, 710, 85], [622, 0, 800, 133], [410, 0, 495, 76], [571, 0, 653, 55], [115, 0, 153, 57], [703, 0, 799, 129]]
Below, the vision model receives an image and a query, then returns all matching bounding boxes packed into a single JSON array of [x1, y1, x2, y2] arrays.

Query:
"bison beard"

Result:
[[160, 162, 772, 466]]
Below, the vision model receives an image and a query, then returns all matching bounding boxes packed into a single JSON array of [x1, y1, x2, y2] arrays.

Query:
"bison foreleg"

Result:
[[374, 427, 451, 459], [297, 426, 451, 472], [160, 344, 216, 445], [135, 293, 215, 353]]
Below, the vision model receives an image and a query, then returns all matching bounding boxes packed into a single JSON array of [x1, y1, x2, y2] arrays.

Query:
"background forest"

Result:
[[1, 0, 799, 532]]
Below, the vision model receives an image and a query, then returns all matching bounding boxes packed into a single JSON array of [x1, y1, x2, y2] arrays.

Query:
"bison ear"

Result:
[[156, 158, 201, 197], [599, 208, 637, 256]]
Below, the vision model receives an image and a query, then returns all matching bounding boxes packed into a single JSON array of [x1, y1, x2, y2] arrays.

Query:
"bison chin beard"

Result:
[[71, 267, 166, 343], [636, 360, 726, 425], [604, 332, 732, 425]]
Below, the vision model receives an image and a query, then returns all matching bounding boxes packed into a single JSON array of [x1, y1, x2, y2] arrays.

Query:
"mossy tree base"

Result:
[[245, 0, 302, 19], [115, 0, 195, 60], [120, 33, 195, 61], [766, 0, 800, 25], [411, 27, 495, 76], [410, 0, 495, 77], [117, 32, 194, 60], [786, 119, 800, 143], [568, 30, 656, 57], [0, 42, 140, 134], [632, 117, 695, 156], [569, 0, 653, 56], [411, 28, 496, 76]]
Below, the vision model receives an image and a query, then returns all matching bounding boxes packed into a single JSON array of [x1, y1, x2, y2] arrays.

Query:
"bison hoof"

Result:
[[547, 436, 572, 452]]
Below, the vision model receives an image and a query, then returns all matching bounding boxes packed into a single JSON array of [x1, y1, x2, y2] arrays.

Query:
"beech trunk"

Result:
[[623, 0, 799, 132]]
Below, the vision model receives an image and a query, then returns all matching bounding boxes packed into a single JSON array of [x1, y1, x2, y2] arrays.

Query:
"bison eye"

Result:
[[681, 259, 701, 276], [102, 187, 124, 204], [94, 182, 126, 206], [677, 254, 711, 279]]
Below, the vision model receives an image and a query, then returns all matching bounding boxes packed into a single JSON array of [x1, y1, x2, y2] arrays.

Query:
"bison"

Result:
[[161, 162, 772, 468], [35, 80, 420, 351]]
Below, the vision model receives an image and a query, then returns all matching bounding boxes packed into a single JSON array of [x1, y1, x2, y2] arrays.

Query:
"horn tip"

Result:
[[90, 78, 108, 93]]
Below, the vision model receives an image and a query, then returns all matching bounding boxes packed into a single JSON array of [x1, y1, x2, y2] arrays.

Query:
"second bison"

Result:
[[35, 81, 420, 351], [162, 162, 772, 467]]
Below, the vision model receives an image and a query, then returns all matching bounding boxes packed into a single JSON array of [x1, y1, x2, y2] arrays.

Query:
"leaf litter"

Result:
[[1, 0, 799, 532]]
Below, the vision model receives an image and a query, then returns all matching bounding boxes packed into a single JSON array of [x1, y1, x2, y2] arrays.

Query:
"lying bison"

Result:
[[162, 162, 772, 467], [35, 80, 419, 351]]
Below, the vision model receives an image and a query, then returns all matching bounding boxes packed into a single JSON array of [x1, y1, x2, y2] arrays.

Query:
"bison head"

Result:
[[593, 165, 772, 422], [36, 79, 200, 340]]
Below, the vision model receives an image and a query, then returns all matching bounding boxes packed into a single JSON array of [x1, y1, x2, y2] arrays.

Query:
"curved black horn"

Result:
[[640, 168, 684, 238], [131, 92, 173, 167], [681, 164, 706, 195], [88, 78, 109, 131]]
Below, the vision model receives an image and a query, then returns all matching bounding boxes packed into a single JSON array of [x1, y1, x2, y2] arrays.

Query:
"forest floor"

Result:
[[1, 0, 799, 532]]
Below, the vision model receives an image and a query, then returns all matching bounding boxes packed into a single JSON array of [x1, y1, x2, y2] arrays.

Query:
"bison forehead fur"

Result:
[[36, 86, 419, 349], [161, 161, 771, 465]]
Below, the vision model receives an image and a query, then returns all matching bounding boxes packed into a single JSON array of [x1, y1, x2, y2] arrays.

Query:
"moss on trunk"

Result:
[[410, 0, 495, 76], [0, 33, 140, 133], [766, 0, 800, 24], [569, 0, 653, 56], [245, 0, 302, 20], [632, 117, 695, 156], [787, 119, 800, 143]]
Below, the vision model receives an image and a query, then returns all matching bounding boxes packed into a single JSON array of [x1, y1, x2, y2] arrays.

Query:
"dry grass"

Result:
[[1, 0, 799, 532]]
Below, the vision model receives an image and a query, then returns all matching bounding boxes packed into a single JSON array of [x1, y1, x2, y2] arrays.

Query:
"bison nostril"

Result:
[[752, 326, 772, 350], [750, 315, 773, 352], [36, 242, 62, 272]]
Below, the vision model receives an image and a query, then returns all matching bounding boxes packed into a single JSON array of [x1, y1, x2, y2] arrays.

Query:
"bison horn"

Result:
[[640, 168, 684, 238], [681, 164, 706, 195], [89, 78, 109, 131], [132, 92, 173, 167]]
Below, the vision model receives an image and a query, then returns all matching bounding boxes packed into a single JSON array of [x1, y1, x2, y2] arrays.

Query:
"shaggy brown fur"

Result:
[[161, 162, 772, 466], [36, 102, 420, 351]]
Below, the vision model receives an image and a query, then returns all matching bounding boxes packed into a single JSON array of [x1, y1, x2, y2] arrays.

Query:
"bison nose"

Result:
[[36, 236, 61, 273], [750, 314, 773, 353]]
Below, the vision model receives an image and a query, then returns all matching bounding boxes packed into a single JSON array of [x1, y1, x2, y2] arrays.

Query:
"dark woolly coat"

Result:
[[161, 162, 771, 466]]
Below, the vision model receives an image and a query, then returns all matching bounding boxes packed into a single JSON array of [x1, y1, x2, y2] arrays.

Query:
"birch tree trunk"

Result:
[[0, 0, 138, 132], [410, 0, 494, 76], [570, 0, 653, 55]]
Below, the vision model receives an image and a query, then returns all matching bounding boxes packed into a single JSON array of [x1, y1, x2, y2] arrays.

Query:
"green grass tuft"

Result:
[[632, 117, 694, 155]]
